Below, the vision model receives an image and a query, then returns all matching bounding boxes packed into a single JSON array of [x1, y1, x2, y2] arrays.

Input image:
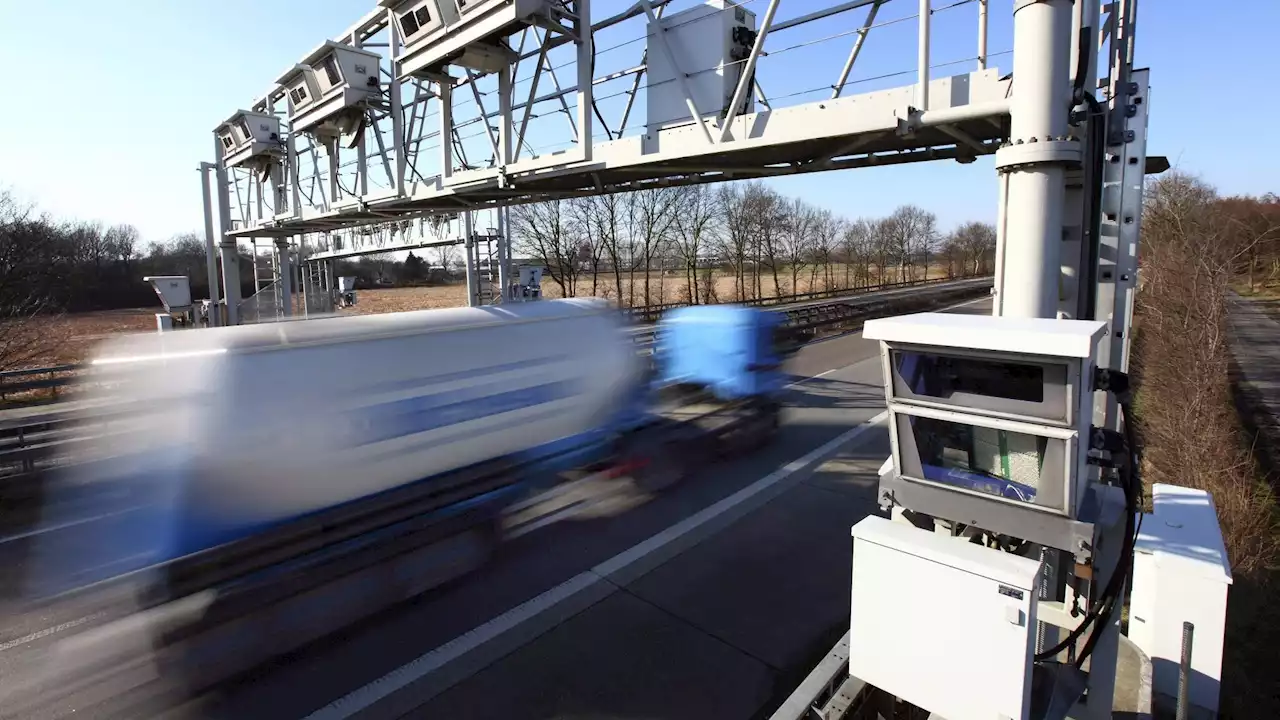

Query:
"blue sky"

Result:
[[0, 0, 1275, 247]]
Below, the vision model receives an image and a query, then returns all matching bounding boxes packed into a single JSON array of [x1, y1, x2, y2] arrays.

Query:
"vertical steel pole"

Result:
[[276, 238, 293, 317], [917, 0, 931, 111], [576, 0, 593, 161], [199, 163, 223, 311], [287, 97, 301, 219], [1176, 622, 1194, 720], [439, 77, 453, 182], [214, 134, 242, 326], [328, 140, 341, 208], [497, 207, 511, 301], [357, 135, 369, 198], [464, 211, 478, 307], [388, 9, 407, 194], [993, 0, 1076, 319], [498, 67, 513, 168], [977, 0, 989, 70], [1061, 0, 1100, 319]]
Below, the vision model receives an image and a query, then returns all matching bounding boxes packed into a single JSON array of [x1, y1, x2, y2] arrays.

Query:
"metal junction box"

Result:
[[864, 312, 1107, 551], [277, 41, 383, 137], [1129, 483, 1232, 715], [645, 0, 757, 134], [849, 515, 1042, 720]]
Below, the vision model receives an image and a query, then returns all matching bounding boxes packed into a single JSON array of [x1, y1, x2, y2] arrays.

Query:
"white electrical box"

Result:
[[849, 516, 1042, 720], [277, 41, 382, 137], [143, 276, 193, 313], [216, 110, 282, 169], [865, 313, 1106, 524], [645, 0, 757, 134], [385, 0, 552, 77], [1129, 483, 1232, 716]]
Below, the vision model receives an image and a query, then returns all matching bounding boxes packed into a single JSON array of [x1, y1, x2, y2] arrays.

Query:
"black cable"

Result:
[[1032, 400, 1142, 665], [1071, 25, 1092, 107]]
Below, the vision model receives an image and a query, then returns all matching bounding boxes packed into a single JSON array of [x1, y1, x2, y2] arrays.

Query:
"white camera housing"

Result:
[[864, 312, 1107, 548], [277, 41, 383, 137], [216, 110, 282, 169], [381, 0, 552, 77]]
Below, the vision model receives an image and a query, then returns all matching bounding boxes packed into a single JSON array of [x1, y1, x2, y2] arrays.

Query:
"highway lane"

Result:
[[154, 295, 993, 720], [0, 295, 991, 719]]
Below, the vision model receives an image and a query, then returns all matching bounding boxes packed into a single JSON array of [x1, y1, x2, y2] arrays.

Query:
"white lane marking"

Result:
[[0, 613, 106, 653], [306, 410, 890, 720], [0, 506, 148, 545]]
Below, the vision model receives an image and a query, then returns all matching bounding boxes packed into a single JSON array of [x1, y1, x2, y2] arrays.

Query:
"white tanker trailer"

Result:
[[15, 300, 793, 711], [35, 299, 648, 588]]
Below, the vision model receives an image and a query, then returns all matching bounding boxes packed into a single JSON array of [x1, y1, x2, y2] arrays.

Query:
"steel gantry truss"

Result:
[[204, 0, 1015, 322]]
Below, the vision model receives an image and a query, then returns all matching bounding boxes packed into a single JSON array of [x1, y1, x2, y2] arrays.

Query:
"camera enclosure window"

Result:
[[865, 312, 1106, 527]]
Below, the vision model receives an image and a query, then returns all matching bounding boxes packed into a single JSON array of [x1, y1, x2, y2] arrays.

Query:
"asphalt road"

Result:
[[0, 295, 992, 720]]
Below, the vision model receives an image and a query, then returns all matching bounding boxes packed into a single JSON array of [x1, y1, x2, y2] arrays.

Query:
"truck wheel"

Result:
[[627, 437, 689, 493], [761, 402, 782, 441]]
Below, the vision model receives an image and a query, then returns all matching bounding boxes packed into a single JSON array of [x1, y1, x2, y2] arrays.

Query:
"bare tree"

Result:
[[716, 183, 756, 301], [565, 197, 605, 297], [883, 205, 937, 282], [778, 196, 818, 296], [0, 192, 71, 370], [840, 218, 875, 287], [672, 185, 719, 304], [809, 209, 841, 292], [950, 221, 997, 275], [872, 217, 895, 284], [581, 194, 627, 303], [510, 199, 581, 297], [629, 187, 681, 306], [432, 243, 457, 279]]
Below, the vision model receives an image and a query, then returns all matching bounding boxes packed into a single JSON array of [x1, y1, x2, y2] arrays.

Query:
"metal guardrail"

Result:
[[0, 277, 991, 483], [0, 364, 81, 402], [622, 274, 986, 322]]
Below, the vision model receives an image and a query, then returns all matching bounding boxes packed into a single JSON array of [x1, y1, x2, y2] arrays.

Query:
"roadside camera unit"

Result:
[[216, 110, 282, 173], [380, 0, 546, 77], [864, 312, 1108, 553], [277, 41, 383, 141]]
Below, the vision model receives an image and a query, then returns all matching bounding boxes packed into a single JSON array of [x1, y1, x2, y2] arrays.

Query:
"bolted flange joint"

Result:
[[994, 136, 1082, 172]]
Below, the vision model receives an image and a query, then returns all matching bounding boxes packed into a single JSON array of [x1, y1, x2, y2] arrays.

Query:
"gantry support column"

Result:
[[994, 0, 1079, 319]]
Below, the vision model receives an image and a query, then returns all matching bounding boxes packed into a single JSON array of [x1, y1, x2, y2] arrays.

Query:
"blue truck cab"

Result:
[[652, 304, 793, 400]]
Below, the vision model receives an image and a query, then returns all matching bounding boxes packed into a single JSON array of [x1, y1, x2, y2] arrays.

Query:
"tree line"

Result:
[[0, 178, 1001, 322], [508, 180, 998, 307]]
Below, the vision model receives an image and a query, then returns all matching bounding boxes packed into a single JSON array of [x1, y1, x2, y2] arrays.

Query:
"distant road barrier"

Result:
[[0, 276, 991, 485], [623, 273, 987, 322], [0, 365, 82, 403]]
